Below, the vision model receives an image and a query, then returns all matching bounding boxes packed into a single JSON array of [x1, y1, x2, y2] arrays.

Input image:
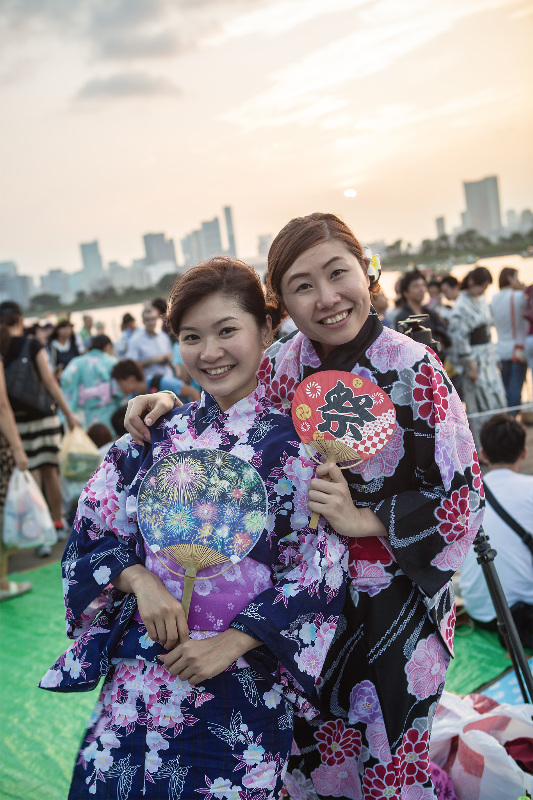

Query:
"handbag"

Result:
[[2, 468, 57, 548], [4, 338, 54, 416], [510, 295, 527, 363]]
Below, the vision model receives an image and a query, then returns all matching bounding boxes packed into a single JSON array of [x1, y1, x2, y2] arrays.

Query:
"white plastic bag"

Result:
[[59, 426, 101, 482], [2, 468, 57, 548], [430, 690, 533, 800]]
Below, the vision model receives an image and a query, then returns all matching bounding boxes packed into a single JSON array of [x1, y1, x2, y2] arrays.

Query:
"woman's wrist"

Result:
[[112, 563, 151, 594], [160, 389, 178, 408]]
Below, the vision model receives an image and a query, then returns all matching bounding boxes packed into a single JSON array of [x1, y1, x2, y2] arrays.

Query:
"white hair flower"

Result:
[[364, 246, 381, 282]]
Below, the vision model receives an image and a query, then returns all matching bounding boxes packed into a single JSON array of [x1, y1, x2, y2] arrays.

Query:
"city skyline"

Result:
[[1, 0, 532, 278]]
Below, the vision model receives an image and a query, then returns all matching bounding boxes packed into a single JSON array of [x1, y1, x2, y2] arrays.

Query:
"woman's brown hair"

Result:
[[166, 256, 280, 337], [266, 213, 381, 312]]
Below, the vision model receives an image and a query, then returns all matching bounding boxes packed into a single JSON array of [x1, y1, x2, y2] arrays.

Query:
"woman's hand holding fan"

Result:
[[292, 371, 397, 529]]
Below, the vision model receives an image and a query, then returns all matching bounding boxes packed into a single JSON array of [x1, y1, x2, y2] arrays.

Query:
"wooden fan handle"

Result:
[[309, 474, 332, 530], [181, 563, 197, 620]]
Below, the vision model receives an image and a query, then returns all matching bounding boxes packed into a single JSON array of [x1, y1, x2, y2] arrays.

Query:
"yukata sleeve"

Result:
[[231, 449, 349, 700], [62, 436, 145, 639], [373, 353, 484, 599], [60, 359, 80, 413], [447, 305, 474, 368]]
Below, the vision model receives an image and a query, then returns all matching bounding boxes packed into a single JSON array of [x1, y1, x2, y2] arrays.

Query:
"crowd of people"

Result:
[[0, 216, 530, 799]]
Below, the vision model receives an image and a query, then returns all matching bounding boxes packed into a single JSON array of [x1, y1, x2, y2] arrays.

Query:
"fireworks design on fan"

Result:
[[137, 449, 269, 618]]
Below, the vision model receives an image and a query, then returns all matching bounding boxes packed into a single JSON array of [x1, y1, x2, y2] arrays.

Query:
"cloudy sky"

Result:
[[1, 0, 532, 277]]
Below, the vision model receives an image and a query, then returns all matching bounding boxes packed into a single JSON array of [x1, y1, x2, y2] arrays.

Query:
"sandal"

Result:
[[0, 580, 33, 602]]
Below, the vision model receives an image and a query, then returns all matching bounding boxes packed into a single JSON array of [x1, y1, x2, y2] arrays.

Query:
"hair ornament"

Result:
[[364, 246, 381, 282]]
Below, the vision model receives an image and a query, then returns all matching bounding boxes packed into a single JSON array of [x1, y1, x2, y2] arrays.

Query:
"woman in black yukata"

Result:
[[125, 213, 484, 800]]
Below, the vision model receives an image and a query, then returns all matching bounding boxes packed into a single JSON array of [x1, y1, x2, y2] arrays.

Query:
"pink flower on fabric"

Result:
[[368, 329, 422, 373], [348, 560, 392, 596], [350, 424, 404, 480], [394, 728, 430, 786], [405, 634, 447, 700], [362, 761, 400, 799], [412, 363, 448, 426], [295, 645, 324, 678], [435, 485, 470, 543], [84, 460, 119, 503], [431, 533, 473, 572], [314, 719, 362, 766], [267, 374, 299, 412], [311, 757, 362, 799], [348, 680, 381, 724], [366, 721, 392, 763], [242, 761, 277, 789], [440, 605, 456, 655]]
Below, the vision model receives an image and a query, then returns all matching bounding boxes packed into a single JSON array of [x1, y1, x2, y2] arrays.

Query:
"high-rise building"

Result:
[[463, 176, 502, 236], [435, 217, 446, 238], [201, 218, 223, 258], [143, 233, 177, 267], [0, 261, 18, 278], [224, 206, 237, 257], [257, 234, 273, 256], [80, 240, 104, 281]]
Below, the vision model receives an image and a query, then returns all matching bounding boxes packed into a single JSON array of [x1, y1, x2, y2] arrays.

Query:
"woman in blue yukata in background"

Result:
[[127, 213, 483, 800], [40, 257, 351, 799]]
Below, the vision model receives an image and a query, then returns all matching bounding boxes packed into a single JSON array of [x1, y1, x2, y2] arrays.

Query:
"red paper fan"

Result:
[[292, 371, 396, 527]]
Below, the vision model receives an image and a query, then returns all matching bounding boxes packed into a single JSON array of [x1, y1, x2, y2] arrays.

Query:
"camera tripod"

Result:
[[399, 314, 533, 705]]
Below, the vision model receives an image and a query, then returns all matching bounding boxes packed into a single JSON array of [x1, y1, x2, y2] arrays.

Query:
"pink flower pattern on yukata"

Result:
[[312, 757, 362, 799], [349, 560, 392, 596], [366, 720, 392, 763], [435, 485, 470, 543], [362, 761, 400, 799], [268, 374, 299, 412], [367, 329, 421, 373], [314, 719, 362, 766], [394, 727, 430, 786], [405, 634, 447, 700], [412, 363, 448, 427], [440, 604, 456, 656]]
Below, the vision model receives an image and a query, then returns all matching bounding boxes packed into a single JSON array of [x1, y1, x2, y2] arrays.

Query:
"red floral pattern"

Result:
[[362, 761, 400, 798], [435, 485, 470, 543], [394, 728, 430, 786], [412, 363, 449, 426], [314, 719, 362, 766]]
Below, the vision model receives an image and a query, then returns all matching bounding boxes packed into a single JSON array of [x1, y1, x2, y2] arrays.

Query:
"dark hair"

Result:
[[480, 413, 526, 464], [111, 359, 144, 382], [266, 213, 380, 310], [440, 275, 459, 289], [427, 279, 441, 290], [398, 270, 426, 301], [89, 334, 112, 352], [111, 404, 128, 438], [50, 318, 76, 345], [151, 297, 167, 316], [167, 256, 279, 336], [87, 423, 112, 449], [460, 266, 492, 291], [499, 267, 518, 289], [0, 301, 22, 358], [121, 313, 135, 326]]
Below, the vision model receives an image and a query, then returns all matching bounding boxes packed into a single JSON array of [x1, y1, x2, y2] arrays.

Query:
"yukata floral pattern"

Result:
[[257, 311, 483, 800], [40, 382, 349, 799]]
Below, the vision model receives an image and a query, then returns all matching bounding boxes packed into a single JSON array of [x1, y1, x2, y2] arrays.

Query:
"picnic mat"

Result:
[[444, 622, 512, 696], [0, 561, 97, 800]]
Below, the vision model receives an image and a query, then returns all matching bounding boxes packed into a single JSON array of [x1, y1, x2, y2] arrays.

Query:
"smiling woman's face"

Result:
[[280, 239, 371, 358]]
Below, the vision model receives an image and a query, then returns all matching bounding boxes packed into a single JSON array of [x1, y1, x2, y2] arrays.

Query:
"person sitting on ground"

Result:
[[459, 413, 533, 650], [111, 358, 200, 406]]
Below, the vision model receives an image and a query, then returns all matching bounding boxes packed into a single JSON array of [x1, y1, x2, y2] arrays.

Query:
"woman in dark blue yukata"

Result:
[[40, 257, 351, 799], [126, 213, 484, 800]]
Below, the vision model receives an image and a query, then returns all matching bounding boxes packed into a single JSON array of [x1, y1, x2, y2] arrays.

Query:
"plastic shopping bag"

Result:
[[59, 426, 101, 482], [2, 468, 57, 548], [430, 690, 533, 800]]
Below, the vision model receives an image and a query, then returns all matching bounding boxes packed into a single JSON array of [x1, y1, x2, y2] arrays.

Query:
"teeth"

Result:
[[205, 366, 233, 375], [322, 311, 349, 325]]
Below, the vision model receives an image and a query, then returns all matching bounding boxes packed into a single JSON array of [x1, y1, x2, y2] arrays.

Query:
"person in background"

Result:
[[110, 404, 128, 438], [491, 266, 528, 415], [48, 318, 80, 379], [149, 296, 172, 335], [439, 275, 460, 322], [460, 414, 533, 649], [60, 334, 123, 430], [0, 349, 32, 600], [395, 269, 450, 353], [113, 312, 137, 358], [86, 422, 113, 460], [371, 290, 392, 327], [111, 358, 200, 405], [78, 314, 93, 351], [426, 278, 443, 310], [448, 266, 506, 455], [126, 306, 174, 383], [0, 301, 79, 555]]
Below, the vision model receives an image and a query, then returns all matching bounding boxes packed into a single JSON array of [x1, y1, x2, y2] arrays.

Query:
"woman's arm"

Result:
[[0, 363, 28, 471], [124, 392, 177, 444], [35, 348, 79, 428]]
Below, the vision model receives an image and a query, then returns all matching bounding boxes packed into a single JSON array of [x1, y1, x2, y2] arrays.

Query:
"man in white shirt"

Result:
[[459, 413, 533, 649], [125, 306, 173, 383], [491, 267, 528, 413]]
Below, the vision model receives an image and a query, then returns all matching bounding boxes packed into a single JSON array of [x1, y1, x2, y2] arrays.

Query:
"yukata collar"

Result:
[[302, 308, 383, 378], [194, 381, 269, 430]]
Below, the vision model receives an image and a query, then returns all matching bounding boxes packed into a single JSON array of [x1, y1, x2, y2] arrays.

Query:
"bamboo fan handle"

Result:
[[181, 563, 197, 620], [309, 474, 332, 529]]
